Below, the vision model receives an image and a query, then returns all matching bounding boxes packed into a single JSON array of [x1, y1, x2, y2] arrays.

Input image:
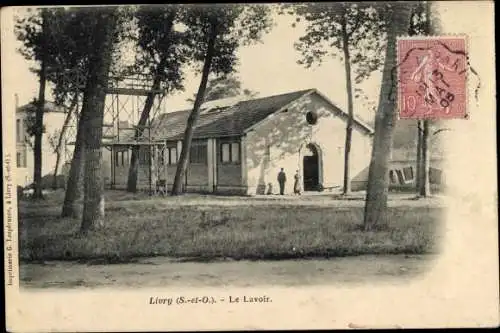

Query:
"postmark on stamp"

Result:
[[397, 36, 468, 119]]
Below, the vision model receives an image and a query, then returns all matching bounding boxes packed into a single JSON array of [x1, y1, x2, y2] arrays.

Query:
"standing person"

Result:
[[277, 168, 287, 195], [293, 170, 302, 195]]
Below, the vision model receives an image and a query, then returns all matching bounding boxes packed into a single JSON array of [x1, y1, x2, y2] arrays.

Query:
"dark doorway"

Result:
[[303, 144, 319, 191]]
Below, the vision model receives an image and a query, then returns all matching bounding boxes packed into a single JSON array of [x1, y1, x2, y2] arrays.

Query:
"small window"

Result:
[[22, 147, 27, 167], [403, 166, 414, 182], [306, 111, 318, 125], [231, 142, 240, 162], [123, 150, 128, 165], [189, 145, 207, 164], [221, 143, 231, 163], [429, 167, 443, 185], [16, 119, 23, 142], [114, 150, 128, 167], [158, 149, 164, 164], [16, 146, 27, 168], [221, 142, 240, 164], [169, 147, 177, 165], [139, 147, 150, 165], [395, 170, 405, 185]]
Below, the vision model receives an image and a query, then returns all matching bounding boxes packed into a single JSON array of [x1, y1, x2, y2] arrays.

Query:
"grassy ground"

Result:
[[19, 190, 445, 263]]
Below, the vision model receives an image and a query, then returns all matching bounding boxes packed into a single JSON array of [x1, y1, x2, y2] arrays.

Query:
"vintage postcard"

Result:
[[2, 2, 498, 331]]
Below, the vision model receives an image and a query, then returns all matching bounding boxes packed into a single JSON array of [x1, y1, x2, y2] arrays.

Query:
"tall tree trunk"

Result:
[[363, 4, 414, 230], [415, 120, 422, 192], [419, 119, 431, 196], [32, 9, 48, 200], [417, 1, 436, 197], [80, 11, 117, 232], [408, 3, 425, 195], [341, 15, 354, 195], [171, 22, 218, 195], [61, 92, 88, 218], [52, 93, 79, 189], [127, 62, 166, 193]]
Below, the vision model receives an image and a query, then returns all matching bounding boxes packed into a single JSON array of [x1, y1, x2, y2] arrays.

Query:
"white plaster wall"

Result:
[[16, 111, 68, 187], [16, 111, 114, 188], [350, 126, 373, 184], [245, 92, 373, 195]]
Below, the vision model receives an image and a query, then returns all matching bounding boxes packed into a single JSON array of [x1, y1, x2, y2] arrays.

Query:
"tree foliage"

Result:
[[180, 4, 273, 76], [171, 4, 273, 194], [125, 5, 191, 192], [16, 7, 133, 106], [186, 74, 258, 103], [21, 102, 45, 139], [284, 2, 387, 194], [285, 3, 386, 84], [15, 8, 55, 198], [130, 5, 190, 92], [17, 8, 86, 107]]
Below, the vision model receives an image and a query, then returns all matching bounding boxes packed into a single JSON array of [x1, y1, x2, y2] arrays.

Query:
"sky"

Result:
[[9, 6, 383, 125]]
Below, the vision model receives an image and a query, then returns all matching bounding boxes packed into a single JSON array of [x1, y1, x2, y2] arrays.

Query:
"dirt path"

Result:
[[20, 254, 438, 289]]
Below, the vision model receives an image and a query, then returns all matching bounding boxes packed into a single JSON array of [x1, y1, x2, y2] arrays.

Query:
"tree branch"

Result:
[[347, 14, 361, 39], [432, 128, 452, 136]]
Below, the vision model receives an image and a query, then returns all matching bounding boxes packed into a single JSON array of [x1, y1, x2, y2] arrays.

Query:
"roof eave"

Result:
[[310, 89, 375, 134], [165, 133, 243, 141], [240, 88, 374, 136]]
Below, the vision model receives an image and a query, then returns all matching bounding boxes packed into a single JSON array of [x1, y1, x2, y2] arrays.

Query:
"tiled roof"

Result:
[[145, 88, 373, 141], [150, 89, 311, 140]]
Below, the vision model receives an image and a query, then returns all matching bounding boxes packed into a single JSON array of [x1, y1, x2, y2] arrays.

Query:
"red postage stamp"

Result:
[[397, 36, 468, 119]]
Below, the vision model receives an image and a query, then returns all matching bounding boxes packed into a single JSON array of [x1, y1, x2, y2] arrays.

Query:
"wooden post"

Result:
[[207, 138, 215, 192], [152, 144, 158, 195], [240, 136, 247, 190], [110, 145, 115, 189], [163, 142, 167, 192]]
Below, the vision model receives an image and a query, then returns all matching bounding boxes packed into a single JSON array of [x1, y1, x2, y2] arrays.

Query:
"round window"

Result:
[[306, 111, 318, 125]]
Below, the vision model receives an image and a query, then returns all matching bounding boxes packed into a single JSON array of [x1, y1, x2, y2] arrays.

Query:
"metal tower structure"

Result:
[[59, 67, 169, 195]]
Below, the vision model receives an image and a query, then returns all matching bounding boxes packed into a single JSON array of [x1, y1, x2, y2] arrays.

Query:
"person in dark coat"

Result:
[[277, 168, 287, 195], [293, 170, 302, 195]]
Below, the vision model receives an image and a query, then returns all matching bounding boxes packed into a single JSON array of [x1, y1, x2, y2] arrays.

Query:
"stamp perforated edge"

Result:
[[395, 34, 470, 120]]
